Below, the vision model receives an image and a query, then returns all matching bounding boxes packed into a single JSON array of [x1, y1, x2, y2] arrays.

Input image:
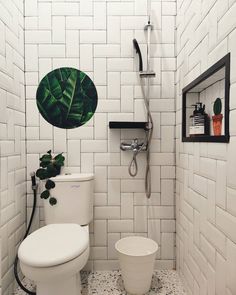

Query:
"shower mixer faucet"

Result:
[[120, 139, 147, 152], [121, 139, 147, 178]]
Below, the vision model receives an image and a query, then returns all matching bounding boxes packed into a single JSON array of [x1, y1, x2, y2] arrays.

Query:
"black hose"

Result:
[[14, 174, 37, 295]]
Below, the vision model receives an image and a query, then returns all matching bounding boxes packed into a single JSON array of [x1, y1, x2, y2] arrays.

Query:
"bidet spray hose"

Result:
[[14, 172, 37, 295]]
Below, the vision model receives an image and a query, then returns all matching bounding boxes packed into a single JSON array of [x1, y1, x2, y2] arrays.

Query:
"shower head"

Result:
[[133, 39, 143, 72]]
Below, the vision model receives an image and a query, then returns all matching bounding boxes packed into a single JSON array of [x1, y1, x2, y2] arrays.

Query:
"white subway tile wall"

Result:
[[176, 1, 236, 295], [24, 0, 176, 274], [0, 1, 26, 294]]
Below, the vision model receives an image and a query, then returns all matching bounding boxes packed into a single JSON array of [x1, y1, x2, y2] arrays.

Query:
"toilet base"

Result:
[[37, 273, 82, 295], [19, 248, 89, 295]]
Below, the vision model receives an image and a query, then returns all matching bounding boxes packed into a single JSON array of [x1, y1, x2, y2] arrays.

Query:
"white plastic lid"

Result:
[[51, 173, 94, 182], [18, 224, 89, 267], [115, 236, 158, 257]]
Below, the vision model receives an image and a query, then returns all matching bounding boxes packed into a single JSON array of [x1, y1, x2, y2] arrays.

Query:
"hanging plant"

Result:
[[36, 150, 65, 206]]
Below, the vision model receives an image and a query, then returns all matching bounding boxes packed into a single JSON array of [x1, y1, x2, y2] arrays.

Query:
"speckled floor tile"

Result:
[[14, 270, 186, 295]]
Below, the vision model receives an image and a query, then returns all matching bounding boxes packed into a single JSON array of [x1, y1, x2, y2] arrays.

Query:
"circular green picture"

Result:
[[36, 68, 98, 129]]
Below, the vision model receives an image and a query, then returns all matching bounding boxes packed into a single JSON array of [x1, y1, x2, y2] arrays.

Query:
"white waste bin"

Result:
[[115, 236, 158, 295]]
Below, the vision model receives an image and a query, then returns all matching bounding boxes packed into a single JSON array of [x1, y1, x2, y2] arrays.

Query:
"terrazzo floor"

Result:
[[14, 270, 186, 295]]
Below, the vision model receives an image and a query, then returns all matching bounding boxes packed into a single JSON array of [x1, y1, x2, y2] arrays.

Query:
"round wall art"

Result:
[[36, 67, 98, 129]]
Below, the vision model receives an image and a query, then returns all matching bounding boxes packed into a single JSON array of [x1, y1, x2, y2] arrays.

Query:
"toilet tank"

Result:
[[43, 174, 94, 225]]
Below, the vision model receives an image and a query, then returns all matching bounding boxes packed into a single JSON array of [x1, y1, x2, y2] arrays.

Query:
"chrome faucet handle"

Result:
[[120, 142, 133, 151], [131, 138, 139, 149]]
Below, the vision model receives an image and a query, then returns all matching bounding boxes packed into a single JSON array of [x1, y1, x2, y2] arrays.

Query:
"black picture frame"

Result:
[[182, 53, 230, 143]]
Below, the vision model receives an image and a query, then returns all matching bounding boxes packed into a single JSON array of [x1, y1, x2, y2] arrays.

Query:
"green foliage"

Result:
[[45, 179, 55, 190], [36, 68, 98, 129], [41, 190, 50, 199], [36, 150, 65, 206], [213, 98, 222, 115], [36, 168, 49, 180], [49, 197, 57, 206]]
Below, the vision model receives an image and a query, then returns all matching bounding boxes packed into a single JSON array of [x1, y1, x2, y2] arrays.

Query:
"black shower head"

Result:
[[133, 39, 143, 72], [133, 39, 140, 52]]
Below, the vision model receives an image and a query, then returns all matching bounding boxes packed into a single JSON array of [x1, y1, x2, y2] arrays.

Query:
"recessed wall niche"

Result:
[[182, 53, 230, 143]]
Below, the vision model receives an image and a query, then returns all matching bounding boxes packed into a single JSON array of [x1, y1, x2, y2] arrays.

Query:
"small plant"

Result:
[[36, 150, 65, 206], [213, 97, 222, 115]]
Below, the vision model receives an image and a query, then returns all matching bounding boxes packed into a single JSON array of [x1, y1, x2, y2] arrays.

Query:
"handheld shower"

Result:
[[133, 39, 143, 72], [30, 171, 37, 188]]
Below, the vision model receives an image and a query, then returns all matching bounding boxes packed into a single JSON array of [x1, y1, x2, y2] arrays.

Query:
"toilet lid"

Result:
[[18, 224, 89, 268]]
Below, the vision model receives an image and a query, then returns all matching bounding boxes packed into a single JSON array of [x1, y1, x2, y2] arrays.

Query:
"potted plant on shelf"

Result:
[[212, 98, 223, 136], [36, 150, 65, 206]]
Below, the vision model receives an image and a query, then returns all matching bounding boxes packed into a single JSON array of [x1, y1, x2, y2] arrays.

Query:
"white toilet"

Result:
[[18, 173, 94, 295]]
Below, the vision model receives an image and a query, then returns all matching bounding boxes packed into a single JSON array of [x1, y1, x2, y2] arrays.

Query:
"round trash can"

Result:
[[115, 236, 158, 295]]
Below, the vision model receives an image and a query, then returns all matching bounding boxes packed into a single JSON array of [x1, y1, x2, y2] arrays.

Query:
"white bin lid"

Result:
[[115, 236, 158, 257]]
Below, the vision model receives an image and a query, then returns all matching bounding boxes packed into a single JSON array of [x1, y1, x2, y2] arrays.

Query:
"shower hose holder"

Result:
[[144, 22, 154, 31]]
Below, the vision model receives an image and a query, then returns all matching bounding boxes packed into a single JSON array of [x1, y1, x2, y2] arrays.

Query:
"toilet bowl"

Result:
[[18, 173, 94, 295], [18, 224, 89, 295]]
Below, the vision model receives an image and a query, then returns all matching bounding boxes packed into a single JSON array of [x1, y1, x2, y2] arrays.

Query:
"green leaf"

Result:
[[36, 168, 49, 180], [36, 68, 98, 129], [213, 98, 222, 115], [46, 164, 60, 177], [49, 197, 57, 206], [40, 162, 50, 168], [54, 153, 64, 161], [54, 153, 65, 166], [39, 154, 52, 167], [45, 179, 55, 190], [40, 190, 50, 199], [36, 84, 63, 127], [40, 154, 52, 162]]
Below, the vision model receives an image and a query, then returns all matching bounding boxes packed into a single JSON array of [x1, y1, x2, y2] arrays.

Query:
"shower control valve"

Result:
[[120, 138, 147, 152]]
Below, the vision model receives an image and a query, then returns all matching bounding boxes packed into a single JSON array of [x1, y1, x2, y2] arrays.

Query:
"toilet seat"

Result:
[[18, 224, 89, 268]]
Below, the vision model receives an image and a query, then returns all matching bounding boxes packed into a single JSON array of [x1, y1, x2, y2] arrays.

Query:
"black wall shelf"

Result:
[[109, 121, 148, 130], [182, 53, 230, 143], [183, 135, 229, 143]]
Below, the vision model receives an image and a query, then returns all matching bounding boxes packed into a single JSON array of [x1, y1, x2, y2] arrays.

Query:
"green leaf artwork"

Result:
[[36, 68, 98, 129]]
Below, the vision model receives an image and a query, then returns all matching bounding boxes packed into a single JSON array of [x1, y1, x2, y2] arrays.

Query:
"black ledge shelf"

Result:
[[183, 135, 229, 143], [109, 121, 148, 130]]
